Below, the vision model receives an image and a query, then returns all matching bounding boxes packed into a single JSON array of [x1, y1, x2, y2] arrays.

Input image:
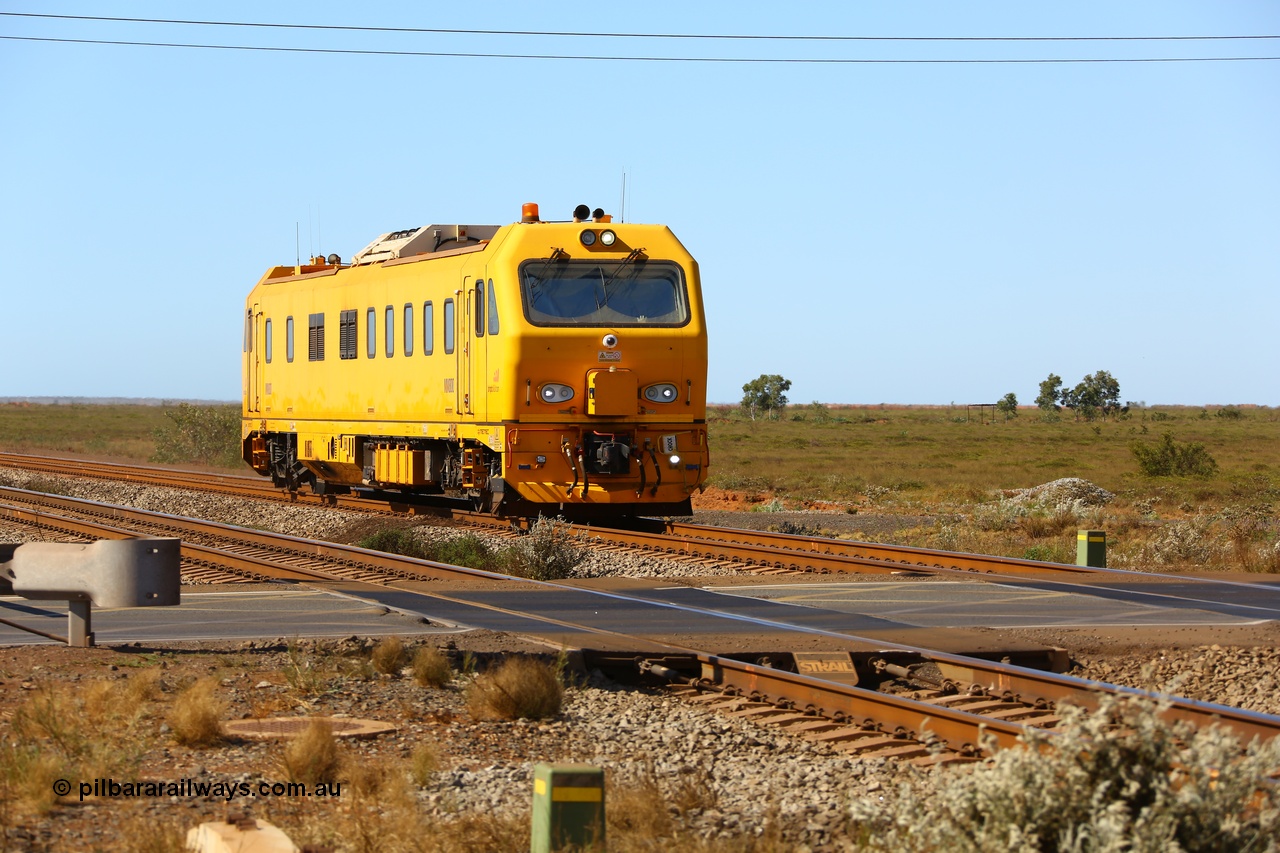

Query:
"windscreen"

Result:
[[519, 259, 689, 326]]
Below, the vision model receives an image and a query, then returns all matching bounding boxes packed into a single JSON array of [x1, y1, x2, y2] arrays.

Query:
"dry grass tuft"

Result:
[[123, 666, 164, 706], [167, 678, 227, 747], [283, 641, 329, 695], [430, 812, 530, 853], [2, 677, 159, 816], [280, 717, 342, 785], [1019, 510, 1080, 539], [117, 812, 189, 853], [0, 742, 64, 815], [371, 635, 408, 675], [412, 646, 454, 688], [465, 656, 563, 721], [409, 741, 440, 787], [607, 763, 673, 840]]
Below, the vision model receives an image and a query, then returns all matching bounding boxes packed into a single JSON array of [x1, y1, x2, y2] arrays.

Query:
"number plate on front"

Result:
[[661, 434, 678, 454]]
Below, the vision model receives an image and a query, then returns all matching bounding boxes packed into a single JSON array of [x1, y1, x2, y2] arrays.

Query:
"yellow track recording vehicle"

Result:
[[242, 202, 709, 518]]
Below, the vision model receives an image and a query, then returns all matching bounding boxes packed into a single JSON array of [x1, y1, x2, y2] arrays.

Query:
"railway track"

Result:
[[3, 483, 1279, 764], [0, 452, 1125, 583]]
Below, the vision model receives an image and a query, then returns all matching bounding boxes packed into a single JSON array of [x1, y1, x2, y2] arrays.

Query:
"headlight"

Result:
[[579, 230, 597, 247], [600, 230, 617, 247], [539, 383, 575, 403], [643, 383, 679, 403]]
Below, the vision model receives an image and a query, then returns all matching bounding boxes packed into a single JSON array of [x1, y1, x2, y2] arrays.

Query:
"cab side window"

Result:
[[487, 278, 500, 335]]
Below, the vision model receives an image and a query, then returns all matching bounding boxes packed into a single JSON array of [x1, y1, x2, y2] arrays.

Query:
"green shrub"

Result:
[[771, 520, 826, 537], [150, 403, 241, 467], [431, 533, 500, 570], [501, 516, 588, 581], [853, 694, 1280, 852], [356, 528, 428, 559], [1131, 433, 1218, 478]]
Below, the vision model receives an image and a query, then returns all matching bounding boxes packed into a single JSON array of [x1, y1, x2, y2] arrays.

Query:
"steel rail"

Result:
[[0, 489, 1024, 755], [559, 521, 1110, 580], [0, 453, 1124, 580], [660, 519, 1121, 578], [0, 451, 393, 511], [4, 485, 1279, 751]]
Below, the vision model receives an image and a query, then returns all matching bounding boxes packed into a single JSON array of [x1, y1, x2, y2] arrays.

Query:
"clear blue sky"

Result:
[[3, 2, 1277, 406]]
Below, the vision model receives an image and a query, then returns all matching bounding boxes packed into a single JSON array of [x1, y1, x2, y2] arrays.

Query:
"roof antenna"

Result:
[[619, 169, 627, 223], [295, 222, 300, 266]]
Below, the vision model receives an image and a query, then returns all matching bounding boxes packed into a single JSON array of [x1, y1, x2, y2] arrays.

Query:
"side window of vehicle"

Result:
[[487, 278, 500, 335], [308, 313, 325, 361], [474, 280, 485, 337], [385, 305, 395, 357], [286, 316, 295, 363], [404, 304, 414, 356], [264, 318, 272, 364], [243, 309, 253, 353], [339, 309, 358, 360], [366, 308, 376, 359], [424, 301, 434, 355], [444, 299, 455, 354]]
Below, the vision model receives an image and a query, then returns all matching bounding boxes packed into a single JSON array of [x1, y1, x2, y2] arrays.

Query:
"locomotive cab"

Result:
[[241, 203, 709, 519]]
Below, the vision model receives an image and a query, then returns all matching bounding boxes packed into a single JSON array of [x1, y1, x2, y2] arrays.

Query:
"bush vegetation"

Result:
[[370, 636, 408, 675], [412, 646, 454, 688], [166, 678, 226, 748], [465, 656, 564, 720], [150, 403, 242, 468], [853, 694, 1280, 852], [502, 515, 590, 580], [280, 718, 342, 786], [358, 517, 588, 580], [1131, 432, 1219, 477], [707, 403, 1278, 572]]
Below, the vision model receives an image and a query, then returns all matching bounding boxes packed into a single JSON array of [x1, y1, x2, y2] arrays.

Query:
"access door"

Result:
[[245, 303, 264, 414]]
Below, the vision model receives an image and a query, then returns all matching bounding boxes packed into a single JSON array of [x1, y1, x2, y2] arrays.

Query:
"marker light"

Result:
[[521, 202, 540, 223], [539, 383, 574, 403], [580, 230, 597, 247], [669, 454, 681, 466], [600, 230, 617, 247], [644, 383, 678, 403]]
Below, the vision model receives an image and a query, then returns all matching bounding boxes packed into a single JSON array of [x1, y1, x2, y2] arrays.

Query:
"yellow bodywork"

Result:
[[241, 217, 709, 514]]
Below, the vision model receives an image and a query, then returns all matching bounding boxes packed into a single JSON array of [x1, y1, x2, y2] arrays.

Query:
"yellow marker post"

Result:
[[531, 763, 605, 852], [1077, 530, 1107, 568]]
